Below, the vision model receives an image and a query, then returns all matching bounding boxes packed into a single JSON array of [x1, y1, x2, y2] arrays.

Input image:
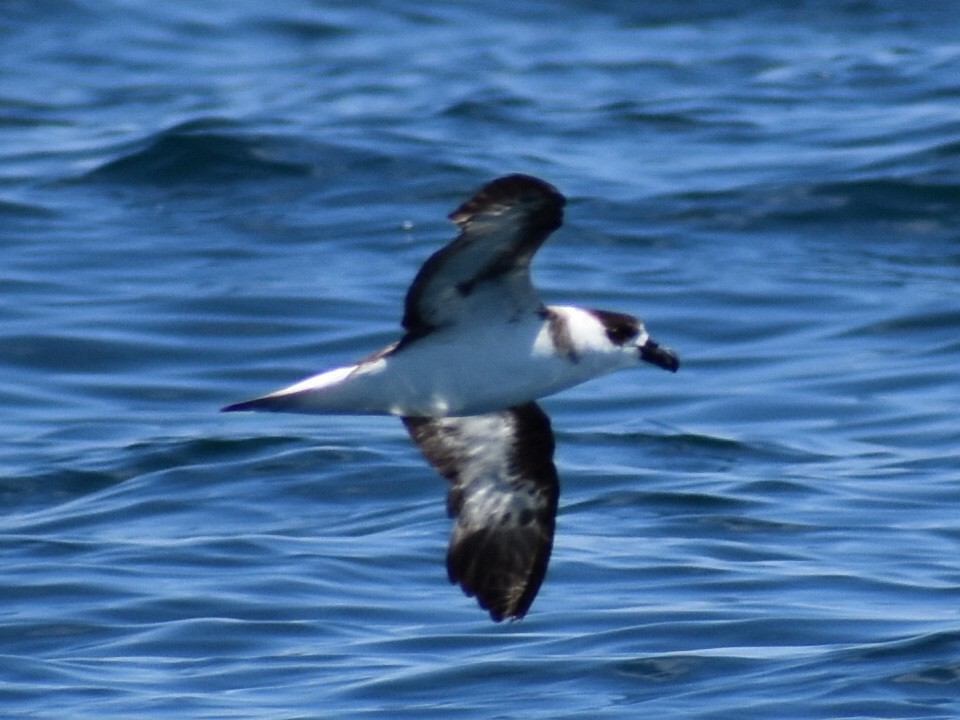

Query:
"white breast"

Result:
[[374, 306, 637, 415], [249, 306, 639, 417]]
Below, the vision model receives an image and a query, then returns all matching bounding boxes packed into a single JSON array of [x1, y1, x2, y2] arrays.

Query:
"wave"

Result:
[[82, 118, 314, 187], [661, 173, 960, 231]]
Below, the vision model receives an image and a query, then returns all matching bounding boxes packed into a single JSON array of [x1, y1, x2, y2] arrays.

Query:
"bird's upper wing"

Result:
[[401, 174, 565, 336], [402, 402, 559, 621]]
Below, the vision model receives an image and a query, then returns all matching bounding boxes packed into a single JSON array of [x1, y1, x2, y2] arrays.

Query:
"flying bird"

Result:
[[224, 174, 679, 621]]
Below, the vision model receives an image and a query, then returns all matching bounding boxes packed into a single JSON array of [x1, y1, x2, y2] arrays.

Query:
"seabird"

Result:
[[224, 174, 679, 621]]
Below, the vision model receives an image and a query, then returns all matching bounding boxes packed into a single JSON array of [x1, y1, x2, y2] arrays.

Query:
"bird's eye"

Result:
[[589, 309, 641, 347], [605, 321, 637, 345]]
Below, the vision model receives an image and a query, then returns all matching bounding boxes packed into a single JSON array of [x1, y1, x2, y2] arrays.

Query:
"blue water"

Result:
[[3, 1, 960, 717]]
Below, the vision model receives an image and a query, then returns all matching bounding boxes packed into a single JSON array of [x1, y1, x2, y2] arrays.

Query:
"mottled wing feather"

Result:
[[401, 174, 565, 335], [402, 402, 559, 621]]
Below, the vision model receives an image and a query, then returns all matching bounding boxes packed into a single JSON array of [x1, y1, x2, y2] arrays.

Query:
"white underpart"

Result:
[[251, 306, 643, 417]]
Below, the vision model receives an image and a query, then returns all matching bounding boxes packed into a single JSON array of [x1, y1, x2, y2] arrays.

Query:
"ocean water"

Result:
[[2, 1, 960, 718]]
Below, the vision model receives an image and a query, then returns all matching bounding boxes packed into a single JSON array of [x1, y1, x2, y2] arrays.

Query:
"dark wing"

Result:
[[401, 174, 565, 336], [402, 402, 559, 621]]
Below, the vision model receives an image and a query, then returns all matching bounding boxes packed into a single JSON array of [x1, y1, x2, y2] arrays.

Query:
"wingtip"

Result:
[[448, 174, 565, 227], [450, 580, 526, 623], [221, 399, 262, 413]]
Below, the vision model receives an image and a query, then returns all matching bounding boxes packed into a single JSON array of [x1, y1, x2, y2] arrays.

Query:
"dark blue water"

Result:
[[3, 2, 959, 717]]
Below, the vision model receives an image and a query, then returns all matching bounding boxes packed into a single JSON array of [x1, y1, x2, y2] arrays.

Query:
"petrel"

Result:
[[224, 174, 679, 621]]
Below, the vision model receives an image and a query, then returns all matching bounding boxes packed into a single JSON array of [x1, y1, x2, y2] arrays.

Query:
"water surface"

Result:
[[2, 2, 959, 718]]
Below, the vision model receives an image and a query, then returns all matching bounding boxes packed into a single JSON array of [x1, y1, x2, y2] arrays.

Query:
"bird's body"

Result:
[[224, 174, 679, 621], [226, 305, 655, 417]]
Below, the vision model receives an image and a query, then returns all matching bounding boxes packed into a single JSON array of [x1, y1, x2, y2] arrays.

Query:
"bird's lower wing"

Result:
[[402, 402, 559, 621]]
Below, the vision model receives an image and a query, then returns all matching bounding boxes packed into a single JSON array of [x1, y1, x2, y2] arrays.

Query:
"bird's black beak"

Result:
[[640, 338, 680, 373]]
